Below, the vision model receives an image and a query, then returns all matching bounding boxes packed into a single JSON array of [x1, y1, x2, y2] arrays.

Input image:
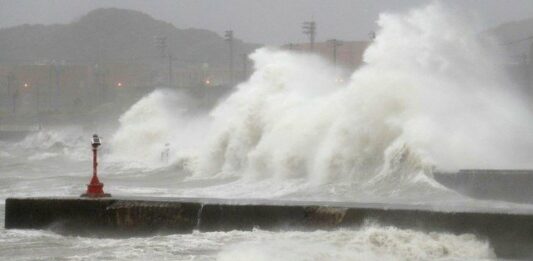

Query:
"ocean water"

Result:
[[2, 3, 532, 260], [0, 152, 498, 261]]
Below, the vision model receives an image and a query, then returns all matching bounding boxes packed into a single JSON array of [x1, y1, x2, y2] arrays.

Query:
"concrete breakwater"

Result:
[[5, 196, 533, 259], [434, 169, 533, 203]]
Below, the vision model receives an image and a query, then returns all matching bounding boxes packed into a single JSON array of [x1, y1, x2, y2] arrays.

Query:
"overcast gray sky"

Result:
[[1, 0, 532, 45]]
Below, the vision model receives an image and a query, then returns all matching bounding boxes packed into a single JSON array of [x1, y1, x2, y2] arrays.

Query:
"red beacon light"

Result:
[[81, 134, 111, 198], [116, 82, 123, 87]]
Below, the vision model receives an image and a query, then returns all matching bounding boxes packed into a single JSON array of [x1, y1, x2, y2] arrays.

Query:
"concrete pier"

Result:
[[5, 196, 533, 259], [434, 169, 533, 203]]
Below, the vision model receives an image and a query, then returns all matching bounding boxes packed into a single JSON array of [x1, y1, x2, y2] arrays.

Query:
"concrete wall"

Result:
[[6, 197, 533, 258], [434, 169, 533, 203], [5, 198, 200, 236]]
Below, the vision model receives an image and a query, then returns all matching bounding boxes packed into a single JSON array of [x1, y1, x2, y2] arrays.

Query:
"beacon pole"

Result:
[[81, 134, 110, 198]]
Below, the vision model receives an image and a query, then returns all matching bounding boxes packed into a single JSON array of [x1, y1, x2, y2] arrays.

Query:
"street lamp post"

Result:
[[168, 53, 173, 88], [224, 30, 234, 85], [241, 53, 249, 80], [302, 21, 316, 52], [154, 35, 174, 88], [329, 39, 343, 66], [6, 73, 15, 113]]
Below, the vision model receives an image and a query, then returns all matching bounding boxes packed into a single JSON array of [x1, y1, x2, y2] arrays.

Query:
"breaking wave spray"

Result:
[[109, 3, 533, 197]]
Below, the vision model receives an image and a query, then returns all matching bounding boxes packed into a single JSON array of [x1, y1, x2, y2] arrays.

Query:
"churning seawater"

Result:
[[2, 3, 533, 260], [0, 155, 497, 261]]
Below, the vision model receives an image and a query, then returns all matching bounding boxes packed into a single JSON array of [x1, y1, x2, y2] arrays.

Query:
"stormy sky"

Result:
[[0, 0, 532, 45]]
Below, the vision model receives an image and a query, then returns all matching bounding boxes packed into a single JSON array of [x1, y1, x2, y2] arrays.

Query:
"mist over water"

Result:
[[2, 3, 532, 260], [2, 2, 530, 204], [109, 90, 211, 169], [106, 3, 533, 200], [0, 220, 495, 260]]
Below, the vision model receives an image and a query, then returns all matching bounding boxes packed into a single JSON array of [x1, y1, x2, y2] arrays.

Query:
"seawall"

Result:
[[434, 169, 533, 203], [5, 196, 533, 259]]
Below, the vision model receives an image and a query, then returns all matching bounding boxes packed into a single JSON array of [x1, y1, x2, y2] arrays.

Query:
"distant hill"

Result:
[[0, 8, 259, 68], [489, 18, 533, 44], [486, 18, 533, 58]]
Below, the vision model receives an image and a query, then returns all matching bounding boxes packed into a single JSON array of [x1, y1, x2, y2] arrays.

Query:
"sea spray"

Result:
[[109, 3, 533, 198], [217, 226, 495, 261], [109, 89, 210, 169], [194, 3, 533, 185], [361, 3, 533, 171], [13, 126, 88, 161]]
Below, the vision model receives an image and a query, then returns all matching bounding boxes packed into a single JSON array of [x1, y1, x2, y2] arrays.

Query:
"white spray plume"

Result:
[[109, 89, 210, 169], [194, 3, 533, 182], [110, 3, 533, 196]]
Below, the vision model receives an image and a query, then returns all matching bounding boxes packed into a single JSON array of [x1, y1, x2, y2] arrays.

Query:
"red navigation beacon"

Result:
[[81, 134, 111, 198]]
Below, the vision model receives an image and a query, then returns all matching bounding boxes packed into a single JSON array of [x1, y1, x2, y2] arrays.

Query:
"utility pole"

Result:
[[6, 73, 15, 113], [55, 64, 61, 110], [329, 39, 343, 66], [168, 53, 173, 88], [48, 65, 53, 111], [155, 35, 174, 87], [155, 35, 168, 59], [302, 21, 316, 52], [93, 64, 105, 105], [48, 63, 58, 111], [241, 53, 248, 80], [224, 30, 234, 85], [29, 82, 42, 129], [33, 83, 39, 113]]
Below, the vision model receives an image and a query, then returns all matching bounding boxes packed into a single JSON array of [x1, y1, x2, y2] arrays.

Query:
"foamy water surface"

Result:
[[2, 2, 532, 260]]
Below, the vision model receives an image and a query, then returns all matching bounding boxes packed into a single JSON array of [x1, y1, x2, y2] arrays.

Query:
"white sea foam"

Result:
[[12, 126, 88, 161], [108, 89, 210, 170], [0, 219, 495, 261], [193, 4, 532, 190], [0, 3, 530, 261], [216, 226, 495, 261], [108, 3, 533, 199]]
